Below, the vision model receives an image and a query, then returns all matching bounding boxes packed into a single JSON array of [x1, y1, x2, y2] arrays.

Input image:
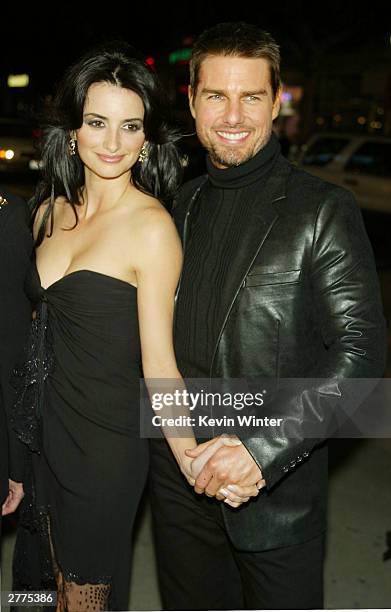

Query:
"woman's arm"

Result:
[[134, 205, 197, 482], [133, 204, 260, 505]]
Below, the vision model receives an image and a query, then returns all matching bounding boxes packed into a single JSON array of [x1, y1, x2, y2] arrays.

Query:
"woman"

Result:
[[11, 45, 253, 611]]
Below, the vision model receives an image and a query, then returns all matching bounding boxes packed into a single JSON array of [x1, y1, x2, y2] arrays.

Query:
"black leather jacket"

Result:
[[173, 155, 387, 550]]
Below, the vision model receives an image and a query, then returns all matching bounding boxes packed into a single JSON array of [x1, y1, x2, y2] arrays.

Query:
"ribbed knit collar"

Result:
[[206, 133, 281, 189]]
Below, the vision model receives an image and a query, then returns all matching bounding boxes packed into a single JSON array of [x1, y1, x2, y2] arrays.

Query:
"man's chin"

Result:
[[209, 147, 253, 168]]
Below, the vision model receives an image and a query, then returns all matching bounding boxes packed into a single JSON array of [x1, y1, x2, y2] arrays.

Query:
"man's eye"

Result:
[[245, 96, 260, 102], [208, 94, 223, 101]]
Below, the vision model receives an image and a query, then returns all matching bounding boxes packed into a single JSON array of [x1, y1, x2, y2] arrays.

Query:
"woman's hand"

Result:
[[186, 435, 264, 507], [216, 480, 264, 508], [1, 479, 24, 516]]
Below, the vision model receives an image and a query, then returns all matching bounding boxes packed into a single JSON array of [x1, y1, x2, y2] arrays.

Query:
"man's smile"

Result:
[[215, 130, 250, 144]]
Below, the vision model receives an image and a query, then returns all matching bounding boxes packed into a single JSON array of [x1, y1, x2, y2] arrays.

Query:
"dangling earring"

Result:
[[69, 137, 77, 156], [138, 143, 148, 164]]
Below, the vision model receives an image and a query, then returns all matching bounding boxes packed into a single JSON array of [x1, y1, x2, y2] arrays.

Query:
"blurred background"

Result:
[[1, 2, 391, 609], [1, 1, 391, 189]]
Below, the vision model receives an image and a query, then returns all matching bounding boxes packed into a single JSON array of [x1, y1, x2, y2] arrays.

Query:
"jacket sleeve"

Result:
[[0, 193, 31, 483], [242, 189, 387, 489]]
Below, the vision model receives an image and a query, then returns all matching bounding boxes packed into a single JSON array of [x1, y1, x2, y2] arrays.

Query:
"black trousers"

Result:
[[149, 441, 325, 610]]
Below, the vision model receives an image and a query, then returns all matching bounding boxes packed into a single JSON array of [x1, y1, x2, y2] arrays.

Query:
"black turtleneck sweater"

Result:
[[174, 134, 281, 378]]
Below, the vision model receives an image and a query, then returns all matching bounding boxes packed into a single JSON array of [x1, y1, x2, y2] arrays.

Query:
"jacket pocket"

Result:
[[245, 269, 301, 287]]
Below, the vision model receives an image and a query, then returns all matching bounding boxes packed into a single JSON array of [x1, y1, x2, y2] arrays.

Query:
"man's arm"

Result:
[[243, 189, 387, 489]]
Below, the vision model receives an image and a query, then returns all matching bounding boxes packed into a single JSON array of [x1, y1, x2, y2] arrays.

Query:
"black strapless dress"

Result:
[[12, 264, 149, 611]]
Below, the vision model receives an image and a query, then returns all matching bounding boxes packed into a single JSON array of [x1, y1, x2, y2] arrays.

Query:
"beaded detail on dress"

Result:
[[10, 299, 54, 453]]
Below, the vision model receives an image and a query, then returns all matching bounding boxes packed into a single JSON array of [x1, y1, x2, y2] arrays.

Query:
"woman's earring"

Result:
[[69, 137, 77, 156], [138, 143, 148, 164]]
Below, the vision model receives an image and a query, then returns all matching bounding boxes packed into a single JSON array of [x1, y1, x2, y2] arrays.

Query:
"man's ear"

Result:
[[272, 87, 282, 121], [188, 86, 196, 119]]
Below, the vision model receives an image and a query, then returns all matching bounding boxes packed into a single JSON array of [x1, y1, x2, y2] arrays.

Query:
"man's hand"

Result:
[[186, 436, 265, 507], [2, 479, 24, 516]]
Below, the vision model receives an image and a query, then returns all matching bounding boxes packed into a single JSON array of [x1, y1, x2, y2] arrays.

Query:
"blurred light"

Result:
[[281, 91, 293, 103], [376, 107, 384, 115], [177, 85, 188, 95], [29, 159, 43, 170], [316, 117, 325, 125], [169, 48, 192, 64], [0, 149, 15, 160], [370, 121, 382, 129], [279, 84, 300, 118], [145, 57, 155, 67], [281, 84, 303, 103], [7, 74, 29, 88], [357, 116, 366, 125], [333, 114, 342, 123]]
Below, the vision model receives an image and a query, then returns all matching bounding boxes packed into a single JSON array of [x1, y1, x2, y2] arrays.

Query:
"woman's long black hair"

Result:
[[32, 42, 183, 246]]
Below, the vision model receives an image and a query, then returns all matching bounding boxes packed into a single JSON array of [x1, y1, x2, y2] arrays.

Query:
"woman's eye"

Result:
[[87, 120, 104, 128], [124, 123, 142, 131]]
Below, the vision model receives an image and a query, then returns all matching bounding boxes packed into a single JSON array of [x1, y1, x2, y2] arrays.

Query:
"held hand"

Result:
[[189, 435, 242, 478], [1, 479, 24, 516], [187, 438, 264, 499], [179, 435, 234, 486], [186, 435, 265, 506], [217, 480, 265, 508]]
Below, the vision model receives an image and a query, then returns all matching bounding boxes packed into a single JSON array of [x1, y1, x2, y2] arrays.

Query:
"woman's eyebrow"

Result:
[[83, 113, 143, 121]]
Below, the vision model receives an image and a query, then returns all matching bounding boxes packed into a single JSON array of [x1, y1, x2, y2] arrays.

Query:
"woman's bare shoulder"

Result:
[[123, 190, 177, 238]]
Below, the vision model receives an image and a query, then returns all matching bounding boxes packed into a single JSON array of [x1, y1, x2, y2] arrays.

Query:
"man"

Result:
[[0, 188, 32, 530], [149, 22, 386, 610]]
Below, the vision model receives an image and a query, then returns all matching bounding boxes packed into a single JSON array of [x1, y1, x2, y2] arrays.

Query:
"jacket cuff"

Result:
[[242, 436, 318, 489], [8, 433, 27, 483]]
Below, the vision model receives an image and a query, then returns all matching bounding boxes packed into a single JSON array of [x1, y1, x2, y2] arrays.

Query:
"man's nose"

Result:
[[223, 99, 244, 126]]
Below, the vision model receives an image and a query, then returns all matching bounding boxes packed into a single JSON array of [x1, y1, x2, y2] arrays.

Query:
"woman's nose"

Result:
[[103, 128, 121, 153]]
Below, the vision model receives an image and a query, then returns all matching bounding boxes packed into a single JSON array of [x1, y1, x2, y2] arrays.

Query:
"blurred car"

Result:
[[296, 133, 391, 213], [0, 118, 41, 173]]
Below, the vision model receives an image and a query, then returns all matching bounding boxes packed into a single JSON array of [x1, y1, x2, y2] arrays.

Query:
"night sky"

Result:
[[2, 1, 390, 95]]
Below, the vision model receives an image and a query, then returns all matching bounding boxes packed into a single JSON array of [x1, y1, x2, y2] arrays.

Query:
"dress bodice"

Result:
[[13, 264, 141, 453]]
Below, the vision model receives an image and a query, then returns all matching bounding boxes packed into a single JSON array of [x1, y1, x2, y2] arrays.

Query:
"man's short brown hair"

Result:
[[190, 22, 281, 100]]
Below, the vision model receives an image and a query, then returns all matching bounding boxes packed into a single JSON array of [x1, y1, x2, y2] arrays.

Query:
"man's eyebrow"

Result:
[[241, 89, 268, 96], [200, 89, 226, 96], [83, 113, 143, 121], [200, 89, 268, 96]]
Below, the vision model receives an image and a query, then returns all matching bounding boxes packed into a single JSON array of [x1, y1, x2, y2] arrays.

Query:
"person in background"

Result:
[[0, 187, 32, 528]]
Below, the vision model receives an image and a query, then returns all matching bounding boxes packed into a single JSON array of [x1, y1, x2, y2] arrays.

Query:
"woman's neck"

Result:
[[81, 170, 133, 217]]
